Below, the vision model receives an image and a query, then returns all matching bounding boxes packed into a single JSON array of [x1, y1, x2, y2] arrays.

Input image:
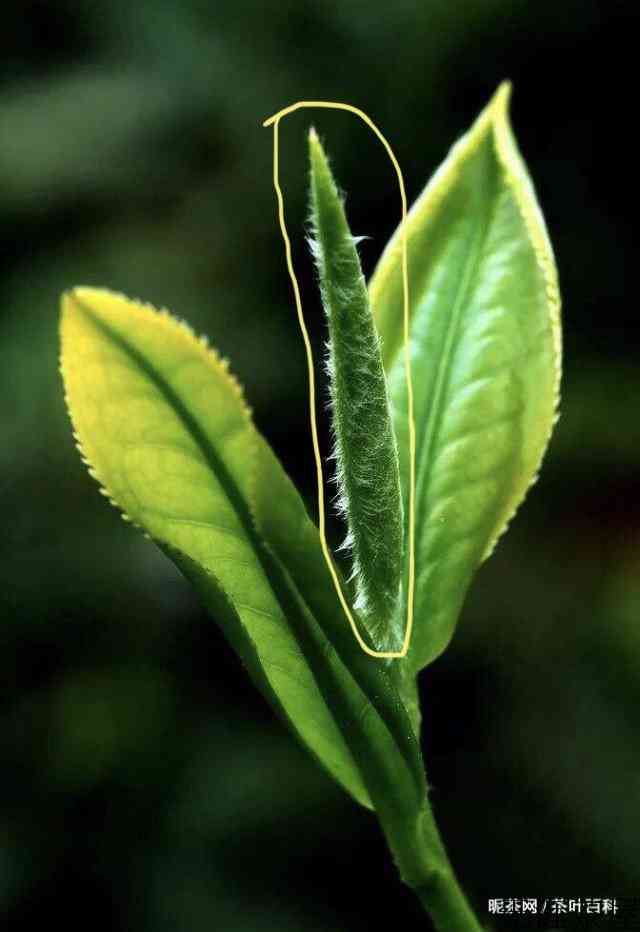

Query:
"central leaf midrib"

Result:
[[413, 178, 499, 543]]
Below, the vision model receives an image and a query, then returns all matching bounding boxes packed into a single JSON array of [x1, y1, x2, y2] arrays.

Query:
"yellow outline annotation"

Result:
[[262, 101, 415, 660]]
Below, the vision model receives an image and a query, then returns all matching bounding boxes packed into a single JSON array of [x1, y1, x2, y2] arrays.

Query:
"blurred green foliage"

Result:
[[1, 1, 638, 929]]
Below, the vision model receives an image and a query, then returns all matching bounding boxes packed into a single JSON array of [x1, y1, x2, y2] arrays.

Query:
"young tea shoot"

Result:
[[60, 84, 561, 932]]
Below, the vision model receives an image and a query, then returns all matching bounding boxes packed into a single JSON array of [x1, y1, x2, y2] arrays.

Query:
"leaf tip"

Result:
[[308, 128, 336, 198], [61, 285, 101, 315], [493, 79, 513, 113]]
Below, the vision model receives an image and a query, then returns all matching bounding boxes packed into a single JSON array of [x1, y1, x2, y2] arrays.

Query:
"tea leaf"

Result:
[[369, 84, 561, 671], [308, 129, 404, 650], [60, 287, 424, 812]]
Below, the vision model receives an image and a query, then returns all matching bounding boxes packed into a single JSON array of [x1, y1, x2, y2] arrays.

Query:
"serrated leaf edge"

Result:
[[59, 286, 254, 536], [483, 84, 562, 558]]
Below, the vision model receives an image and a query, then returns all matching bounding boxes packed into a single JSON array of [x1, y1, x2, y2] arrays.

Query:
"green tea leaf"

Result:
[[308, 129, 404, 650], [60, 287, 424, 814], [369, 83, 561, 671]]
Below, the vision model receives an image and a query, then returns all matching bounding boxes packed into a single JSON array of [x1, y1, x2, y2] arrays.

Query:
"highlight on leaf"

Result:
[[307, 128, 404, 648]]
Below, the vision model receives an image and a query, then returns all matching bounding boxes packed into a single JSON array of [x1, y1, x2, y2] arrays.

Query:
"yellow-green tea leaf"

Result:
[[60, 287, 425, 813]]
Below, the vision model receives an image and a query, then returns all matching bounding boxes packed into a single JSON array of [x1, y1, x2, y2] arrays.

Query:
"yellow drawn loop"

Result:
[[262, 101, 415, 660]]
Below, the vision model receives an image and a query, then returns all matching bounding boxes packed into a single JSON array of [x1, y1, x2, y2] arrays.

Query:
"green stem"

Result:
[[379, 798, 484, 931], [413, 877, 482, 932]]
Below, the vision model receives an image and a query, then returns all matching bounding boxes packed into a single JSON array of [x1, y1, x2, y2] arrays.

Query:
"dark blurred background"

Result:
[[1, 2, 638, 930]]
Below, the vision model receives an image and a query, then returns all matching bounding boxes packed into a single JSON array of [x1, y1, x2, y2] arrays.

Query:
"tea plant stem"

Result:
[[382, 799, 484, 931], [414, 877, 481, 932]]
